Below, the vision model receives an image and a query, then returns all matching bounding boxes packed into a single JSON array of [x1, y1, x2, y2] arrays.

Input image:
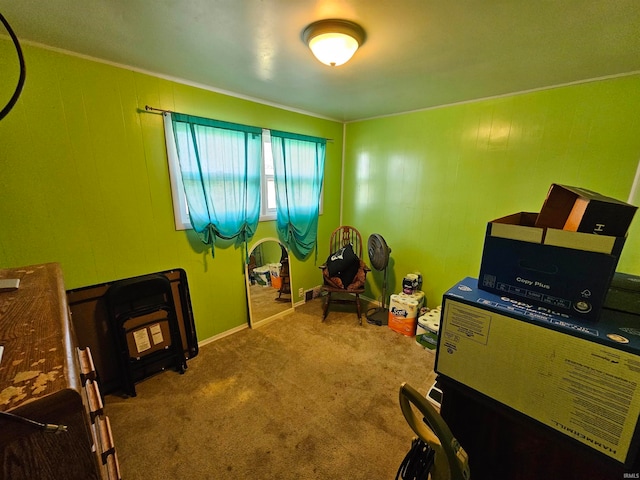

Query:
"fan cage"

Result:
[[366, 234, 391, 325]]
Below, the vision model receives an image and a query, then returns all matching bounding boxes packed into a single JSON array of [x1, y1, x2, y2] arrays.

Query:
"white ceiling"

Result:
[[1, 0, 639, 122]]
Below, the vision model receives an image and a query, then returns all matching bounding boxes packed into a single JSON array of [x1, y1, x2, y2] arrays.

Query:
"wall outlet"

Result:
[[298, 287, 304, 297]]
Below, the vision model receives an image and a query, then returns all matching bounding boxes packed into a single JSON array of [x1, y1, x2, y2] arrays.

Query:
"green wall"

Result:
[[344, 75, 640, 308], [2, 39, 639, 337], [0, 40, 343, 341], [255, 240, 283, 266]]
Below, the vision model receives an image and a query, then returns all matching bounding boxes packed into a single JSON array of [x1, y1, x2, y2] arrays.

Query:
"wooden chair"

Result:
[[277, 247, 291, 301], [320, 225, 370, 324]]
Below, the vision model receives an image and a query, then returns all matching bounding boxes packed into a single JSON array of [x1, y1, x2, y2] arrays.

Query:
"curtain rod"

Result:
[[143, 105, 334, 142], [144, 105, 171, 114]]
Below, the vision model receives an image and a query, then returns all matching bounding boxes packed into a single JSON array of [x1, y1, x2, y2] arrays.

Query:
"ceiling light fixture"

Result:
[[302, 19, 365, 67]]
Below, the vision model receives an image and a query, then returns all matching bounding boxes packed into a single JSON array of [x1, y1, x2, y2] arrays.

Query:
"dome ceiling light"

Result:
[[302, 19, 366, 67]]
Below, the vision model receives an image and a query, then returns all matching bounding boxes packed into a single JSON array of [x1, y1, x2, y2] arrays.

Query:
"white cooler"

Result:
[[253, 265, 271, 286]]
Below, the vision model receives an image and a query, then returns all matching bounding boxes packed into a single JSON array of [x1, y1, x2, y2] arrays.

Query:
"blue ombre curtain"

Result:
[[169, 112, 262, 257], [270, 130, 326, 259]]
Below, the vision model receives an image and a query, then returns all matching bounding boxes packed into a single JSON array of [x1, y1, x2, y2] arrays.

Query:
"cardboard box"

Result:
[[478, 212, 625, 321], [436, 277, 640, 465], [536, 184, 637, 237]]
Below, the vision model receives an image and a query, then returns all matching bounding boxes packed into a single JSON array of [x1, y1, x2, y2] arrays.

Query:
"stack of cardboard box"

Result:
[[435, 184, 640, 466], [478, 184, 637, 321]]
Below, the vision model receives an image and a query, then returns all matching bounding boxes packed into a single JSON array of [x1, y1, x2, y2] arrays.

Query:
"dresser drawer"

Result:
[[105, 451, 122, 480], [77, 347, 122, 480], [95, 415, 116, 463], [78, 347, 97, 383], [84, 380, 104, 423], [1, 263, 109, 479]]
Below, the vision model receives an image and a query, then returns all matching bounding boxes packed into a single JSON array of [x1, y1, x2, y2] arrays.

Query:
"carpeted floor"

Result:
[[104, 298, 437, 479], [248, 282, 292, 322]]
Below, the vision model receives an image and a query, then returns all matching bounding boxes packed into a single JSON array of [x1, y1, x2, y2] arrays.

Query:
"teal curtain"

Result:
[[270, 130, 326, 259], [170, 112, 262, 257]]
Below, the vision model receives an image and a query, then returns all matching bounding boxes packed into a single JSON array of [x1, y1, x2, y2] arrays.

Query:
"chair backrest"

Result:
[[329, 225, 364, 259]]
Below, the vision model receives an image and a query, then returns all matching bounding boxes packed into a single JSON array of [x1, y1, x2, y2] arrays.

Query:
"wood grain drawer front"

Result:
[[105, 451, 122, 480], [1, 263, 110, 479], [95, 415, 116, 464], [78, 347, 97, 383], [84, 380, 104, 422]]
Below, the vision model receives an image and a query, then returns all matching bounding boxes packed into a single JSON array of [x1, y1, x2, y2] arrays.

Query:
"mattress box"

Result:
[[436, 277, 640, 466]]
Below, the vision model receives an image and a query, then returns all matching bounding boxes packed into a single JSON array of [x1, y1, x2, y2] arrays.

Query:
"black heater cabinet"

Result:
[[106, 274, 188, 397]]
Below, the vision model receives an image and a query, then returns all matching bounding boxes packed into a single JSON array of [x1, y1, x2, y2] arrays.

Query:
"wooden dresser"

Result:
[[0, 263, 121, 480]]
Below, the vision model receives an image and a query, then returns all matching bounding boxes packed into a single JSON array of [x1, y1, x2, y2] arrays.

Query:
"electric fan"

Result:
[[366, 233, 392, 326]]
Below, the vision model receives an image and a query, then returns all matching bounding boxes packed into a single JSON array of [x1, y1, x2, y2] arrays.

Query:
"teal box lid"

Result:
[[443, 277, 640, 355]]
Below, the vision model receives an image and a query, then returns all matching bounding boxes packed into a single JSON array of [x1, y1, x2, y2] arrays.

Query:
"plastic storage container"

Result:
[[416, 308, 441, 350], [254, 266, 271, 286]]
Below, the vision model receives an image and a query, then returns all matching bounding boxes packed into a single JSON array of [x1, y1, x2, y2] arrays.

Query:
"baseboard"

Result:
[[198, 323, 248, 348], [198, 294, 383, 348], [302, 285, 324, 303], [362, 294, 380, 306], [250, 308, 294, 328]]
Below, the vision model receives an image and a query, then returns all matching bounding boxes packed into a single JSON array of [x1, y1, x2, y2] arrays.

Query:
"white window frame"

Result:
[[165, 120, 323, 231], [260, 129, 277, 221], [164, 115, 191, 230]]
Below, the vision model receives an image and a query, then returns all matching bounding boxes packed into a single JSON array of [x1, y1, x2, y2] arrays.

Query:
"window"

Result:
[[166, 123, 323, 231], [270, 130, 326, 258], [261, 129, 277, 221]]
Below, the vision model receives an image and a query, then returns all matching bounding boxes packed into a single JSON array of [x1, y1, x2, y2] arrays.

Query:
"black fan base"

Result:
[[366, 307, 389, 326]]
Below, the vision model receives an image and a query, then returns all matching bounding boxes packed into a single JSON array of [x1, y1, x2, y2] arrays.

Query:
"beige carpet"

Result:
[[104, 298, 437, 480], [248, 283, 292, 322]]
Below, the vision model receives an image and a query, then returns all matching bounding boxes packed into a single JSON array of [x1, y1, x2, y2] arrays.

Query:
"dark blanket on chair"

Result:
[[325, 244, 360, 288]]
